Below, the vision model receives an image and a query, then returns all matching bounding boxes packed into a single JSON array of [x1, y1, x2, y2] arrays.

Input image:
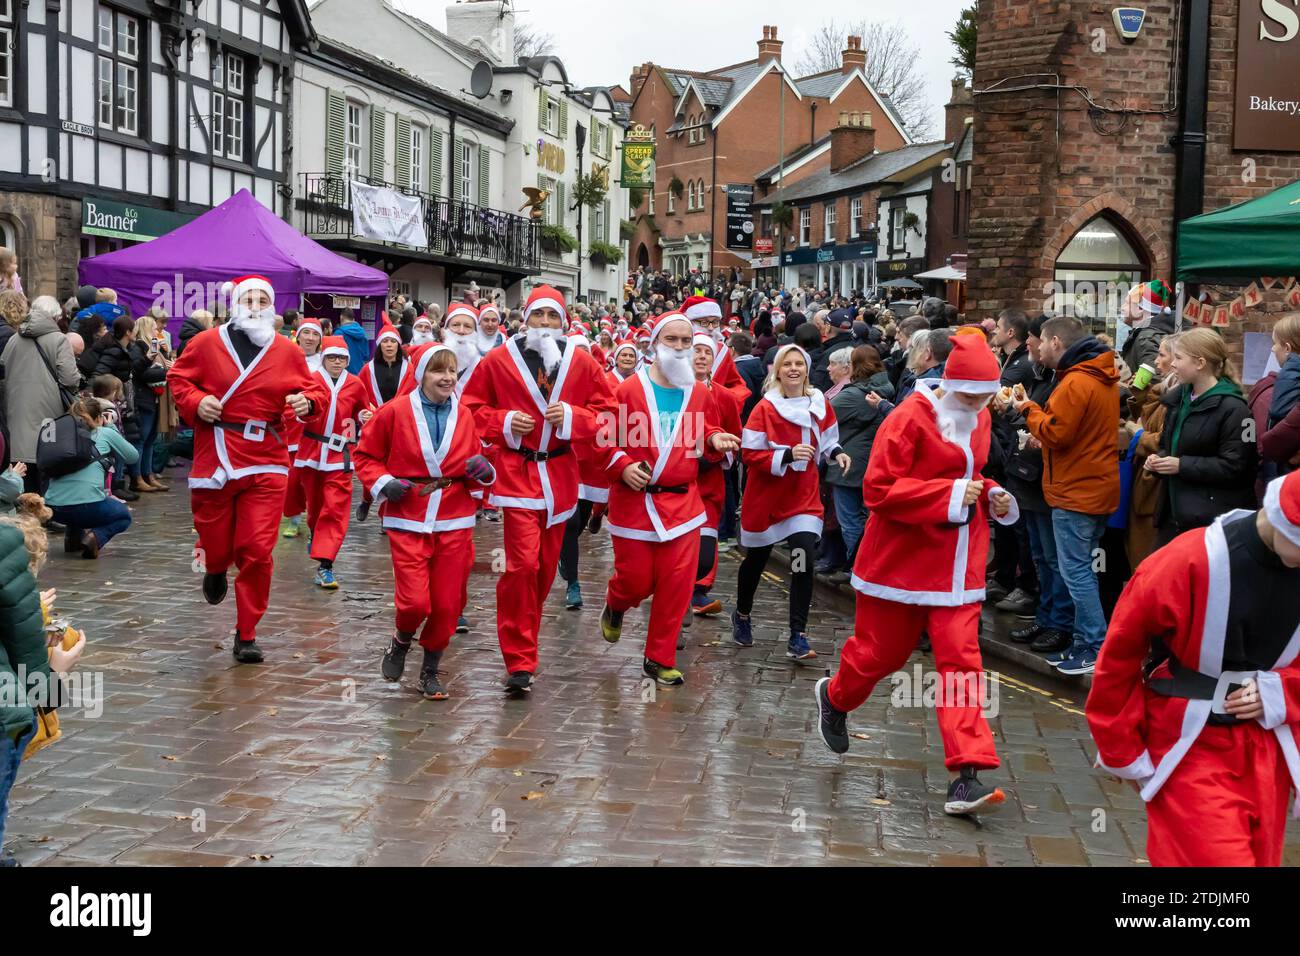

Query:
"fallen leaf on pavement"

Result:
[[248, 853, 273, 861], [850, 733, 871, 740], [521, 791, 545, 801], [871, 798, 890, 806], [162, 755, 178, 761], [266, 708, 278, 717]]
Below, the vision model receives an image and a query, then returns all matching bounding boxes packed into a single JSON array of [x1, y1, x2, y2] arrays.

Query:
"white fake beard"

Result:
[[230, 306, 277, 347], [656, 344, 696, 389], [525, 325, 563, 375], [305, 352, 323, 371], [412, 329, 434, 346], [476, 330, 499, 355], [446, 332, 480, 377], [934, 391, 982, 447]]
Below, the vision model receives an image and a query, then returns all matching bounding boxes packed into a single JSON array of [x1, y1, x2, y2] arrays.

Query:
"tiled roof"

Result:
[[794, 70, 843, 98], [754, 140, 948, 206], [754, 134, 831, 182]]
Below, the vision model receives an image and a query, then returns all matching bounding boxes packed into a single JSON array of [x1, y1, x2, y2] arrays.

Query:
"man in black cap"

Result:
[[810, 307, 857, 392]]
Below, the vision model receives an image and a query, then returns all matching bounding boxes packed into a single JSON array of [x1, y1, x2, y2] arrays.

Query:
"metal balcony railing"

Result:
[[297, 172, 540, 274]]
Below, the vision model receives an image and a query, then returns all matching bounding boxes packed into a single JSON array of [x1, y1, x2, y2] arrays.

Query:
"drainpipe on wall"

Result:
[[1172, 0, 1211, 274]]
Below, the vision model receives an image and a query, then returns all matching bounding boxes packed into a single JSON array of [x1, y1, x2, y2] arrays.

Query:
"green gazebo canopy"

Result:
[[1177, 178, 1300, 281]]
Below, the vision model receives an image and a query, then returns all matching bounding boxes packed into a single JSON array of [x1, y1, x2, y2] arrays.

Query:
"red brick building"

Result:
[[626, 25, 911, 278], [968, 0, 1300, 373]]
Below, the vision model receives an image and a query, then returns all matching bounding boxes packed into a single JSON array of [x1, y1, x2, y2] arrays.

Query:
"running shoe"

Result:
[[787, 631, 817, 660], [731, 611, 753, 647], [691, 592, 723, 616], [456, 616, 469, 634], [314, 567, 339, 590], [232, 634, 264, 664], [381, 636, 411, 681], [1056, 647, 1098, 676], [418, 651, 448, 700], [600, 604, 624, 643], [943, 767, 1006, 816], [281, 517, 301, 538], [565, 581, 583, 609], [813, 677, 849, 754], [504, 671, 533, 695], [643, 658, 684, 687]]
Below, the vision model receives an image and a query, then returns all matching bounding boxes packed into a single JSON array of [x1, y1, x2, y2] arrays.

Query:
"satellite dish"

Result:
[[470, 61, 494, 99]]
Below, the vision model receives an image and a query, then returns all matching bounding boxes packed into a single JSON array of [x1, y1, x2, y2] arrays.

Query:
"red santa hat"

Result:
[[321, 335, 350, 359], [940, 334, 1001, 395], [682, 295, 722, 324], [612, 341, 640, 362], [1264, 472, 1300, 550], [524, 285, 567, 324], [693, 330, 719, 358], [413, 343, 454, 381], [375, 320, 401, 345], [478, 302, 501, 322], [296, 317, 322, 338], [568, 332, 591, 351], [635, 326, 652, 340], [445, 302, 479, 328], [222, 274, 276, 307], [648, 311, 693, 348]]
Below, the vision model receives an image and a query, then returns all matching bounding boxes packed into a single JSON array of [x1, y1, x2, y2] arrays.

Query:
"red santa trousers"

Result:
[[282, 465, 307, 518], [388, 527, 473, 652], [1145, 720, 1290, 867], [191, 473, 286, 641], [497, 508, 566, 674], [299, 469, 352, 563], [606, 532, 697, 669], [828, 593, 998, 771]]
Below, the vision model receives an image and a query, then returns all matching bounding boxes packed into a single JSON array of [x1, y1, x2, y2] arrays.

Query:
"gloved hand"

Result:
[[381, 479, 413, 502], [465, 455, 493, 483]]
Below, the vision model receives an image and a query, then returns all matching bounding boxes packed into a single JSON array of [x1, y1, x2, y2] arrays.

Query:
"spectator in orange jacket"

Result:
[[1012, 316, 1120, 676]]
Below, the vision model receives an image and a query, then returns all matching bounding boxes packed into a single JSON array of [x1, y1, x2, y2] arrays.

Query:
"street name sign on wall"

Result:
[[1234, 0, 1300, 152], [351, 181, 428, 247]]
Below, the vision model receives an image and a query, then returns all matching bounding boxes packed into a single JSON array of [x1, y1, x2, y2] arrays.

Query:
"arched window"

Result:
[[1052, 213, 1150, 334]]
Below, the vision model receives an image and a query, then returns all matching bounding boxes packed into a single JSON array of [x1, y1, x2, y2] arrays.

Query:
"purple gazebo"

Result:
[[78, 189, 389, 335]]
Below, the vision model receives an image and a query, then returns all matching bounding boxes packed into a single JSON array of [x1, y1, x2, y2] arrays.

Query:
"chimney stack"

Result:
[[944, 75, 974, 145], [841, 35, 866, 75], [830, 110, 875, 172], [757, 25, 783, 61], [630, 62, 652, 99]]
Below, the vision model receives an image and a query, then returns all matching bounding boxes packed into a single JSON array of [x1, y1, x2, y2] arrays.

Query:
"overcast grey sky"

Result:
[[397, 0, 970, 135]]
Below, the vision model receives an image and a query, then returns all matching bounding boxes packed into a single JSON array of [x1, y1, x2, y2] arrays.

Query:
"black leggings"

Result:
[[695, 534, 717, 587], [558, 499, 595, 585], [735, 531, 819, 633]]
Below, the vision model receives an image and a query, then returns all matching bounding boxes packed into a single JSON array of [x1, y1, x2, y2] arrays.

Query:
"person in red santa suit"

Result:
[[168, 274, 325, 663], [354, 320, 407, 524], [689, 332, 743, 621], [1086, 470, 1300, 866], [354, 345, 497, 700], [812, 334, 1018, 816], [293, 335, 373, 589], [733, 343, 851, 661], [683, 295, 751, 413], [599, 313, 740, 685], [607, 342, 641, 387], [558, 333, 611, 609], [476, 302, 507, 355], [439, 302, 482, 393], [281, 316, 324, 539], [460, 285, 617, 694]]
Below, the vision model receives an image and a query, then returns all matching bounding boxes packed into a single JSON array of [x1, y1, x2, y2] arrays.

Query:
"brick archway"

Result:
[[1039, 192, 1171, 281]]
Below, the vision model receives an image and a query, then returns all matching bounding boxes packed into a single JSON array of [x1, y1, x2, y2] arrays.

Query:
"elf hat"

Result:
[[376, 320, 401, 345], [940, 334, 1001, 395], [445, 302, 479, 328], [1264, 472, 1300, 550], [683, 295, 722, 323], [524, 285, 567, 324], [321, 335, 350, 359], [1135, 279, 1173, 316], [222, 274, 275, 308]]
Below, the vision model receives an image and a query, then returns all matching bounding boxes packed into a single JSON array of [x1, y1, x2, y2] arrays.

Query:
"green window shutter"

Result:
[[478, 147, 490, 207], [429, 128, 444, 195], [556, 180, 566, 227], [395, 116, 411, 190], [558, 97, 568, 137], [602, 199, 610, 243], [538, 88, 549, 131], [325, 89, 346, 175], [369, 108, 386, 182], [453, 138, 464, 200]]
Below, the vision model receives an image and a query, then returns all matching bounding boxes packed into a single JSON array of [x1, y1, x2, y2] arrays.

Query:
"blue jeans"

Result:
[[1051, 509, 1109, 653], [0, 712, 37, 855], [1025, 509, 1074, 633], [832, 484, 868, 561], [133, 405, 158, 478], [51, 498, 133, 548]]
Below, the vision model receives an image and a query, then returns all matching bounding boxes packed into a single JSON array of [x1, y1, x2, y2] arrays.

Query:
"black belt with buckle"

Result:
[[213, 420, 283, 445], [1146, 655, 1251, 726], [304, 430, 357, 471], [510, 445, 569, 462], [645, 484, 688, 495]]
